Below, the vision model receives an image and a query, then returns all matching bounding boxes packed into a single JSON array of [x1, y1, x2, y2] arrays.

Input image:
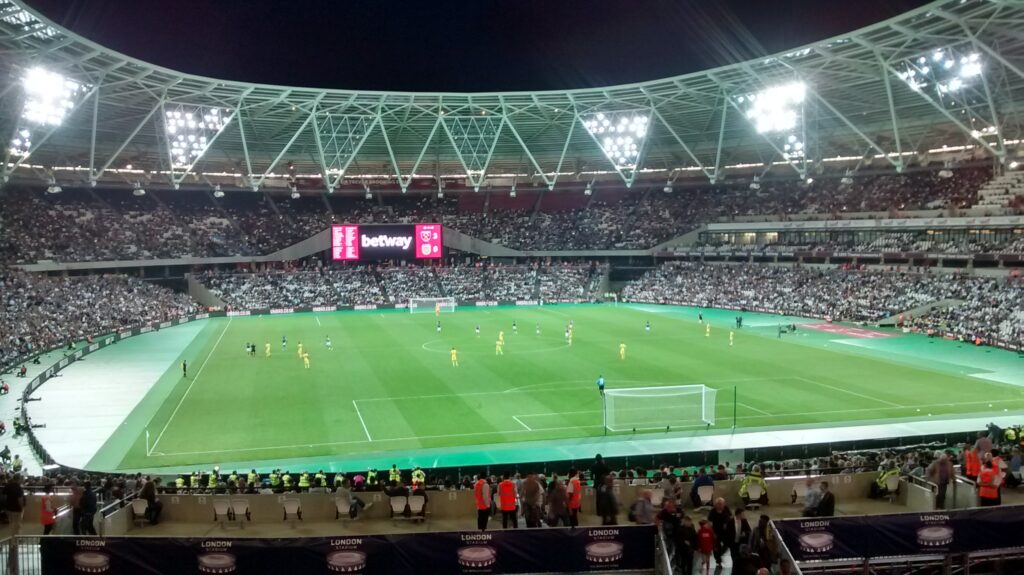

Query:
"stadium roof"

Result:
[[0, 0, 1022, 194]]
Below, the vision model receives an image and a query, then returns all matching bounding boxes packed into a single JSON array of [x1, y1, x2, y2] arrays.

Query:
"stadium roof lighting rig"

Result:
[[9, 67, 85, 159], [163, 103, 233, 185], [737, 81, 809, 175], [581, 110, 651, 187], [895, 48, 1002, 153]]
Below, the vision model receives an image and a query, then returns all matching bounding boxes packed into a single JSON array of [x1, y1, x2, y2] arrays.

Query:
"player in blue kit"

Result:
[[596, 374, 605, 396]]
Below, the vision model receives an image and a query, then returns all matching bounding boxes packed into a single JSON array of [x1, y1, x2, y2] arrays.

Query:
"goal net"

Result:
[[409, 297, 456, 314], [604, 385, 717, 432]]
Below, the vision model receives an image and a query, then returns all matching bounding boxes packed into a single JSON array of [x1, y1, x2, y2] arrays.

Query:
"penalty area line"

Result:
[[353, 400, 373, 441], [512, 415, 533, 431]]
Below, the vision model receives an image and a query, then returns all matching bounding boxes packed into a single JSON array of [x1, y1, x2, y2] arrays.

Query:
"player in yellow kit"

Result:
[[303, 352, 310, 369], [450, 347, 459, 367], [495, 339, 504, 355], [498, 330, 505, 344], [264, 342, 271, 358], [619, 342, 626, 360], [297, 342, 304, 358], [705, 323, 711, 337], [729, 331, 734, 346]]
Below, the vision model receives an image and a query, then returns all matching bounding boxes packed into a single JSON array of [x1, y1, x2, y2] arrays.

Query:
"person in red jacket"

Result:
[[498, 471, 518, 529], [567, 469, 582, 527], [473, 475, 491, 531], [978, 461, 1000, 507], [697, 519, 716, 575]]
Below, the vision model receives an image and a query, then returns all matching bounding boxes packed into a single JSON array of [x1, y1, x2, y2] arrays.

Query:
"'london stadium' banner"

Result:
[[774, 505, 1024, 562], [40, 526, 655, 575]]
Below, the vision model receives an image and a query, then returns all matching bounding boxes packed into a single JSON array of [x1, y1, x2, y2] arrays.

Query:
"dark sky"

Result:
[[27, 0, 931, 92]]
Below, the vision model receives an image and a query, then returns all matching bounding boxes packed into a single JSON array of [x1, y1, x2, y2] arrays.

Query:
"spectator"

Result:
[[546, 476, 569, 527], [521, 472, 543, 528], [727, 507, 752, 563], [629, 490, 656, 524], [39, 483, 57, 535], [749, 514, 778, 571], [690, 468, 714, 508], [706, 498, 731, 566], [497, 472, 518, 529], [697, 519, 716, 575], [817, 481, 836, 517], [3, 474, 26, 535], [139, 477, 163, 525], [596, 475, 618, 526], [801, 478, 822, 517], [927, 453, 953, 509], [978, 460, 1000, 507], [80, 481, 98, 535], [676, 514, 699, 575]]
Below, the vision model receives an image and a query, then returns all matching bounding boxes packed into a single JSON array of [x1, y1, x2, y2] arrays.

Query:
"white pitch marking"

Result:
[[353, 400, 373, 441], [794, 376, 902, 408], [148, 317, 233, 454], [315, 315, 322, 326], [512, 415, 533, 431]]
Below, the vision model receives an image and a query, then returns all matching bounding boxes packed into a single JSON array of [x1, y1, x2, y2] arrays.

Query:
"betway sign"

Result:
[[332, 223, 442, 261], [362, 234, 412, 251]]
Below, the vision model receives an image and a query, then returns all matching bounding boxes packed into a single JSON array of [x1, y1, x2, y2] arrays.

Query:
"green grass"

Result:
[[115, 305, 1024, 470]]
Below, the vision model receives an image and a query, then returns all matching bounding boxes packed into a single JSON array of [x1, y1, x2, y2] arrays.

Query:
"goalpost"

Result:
[[409, 297, 456, 313], [603, 385, 717, 433]]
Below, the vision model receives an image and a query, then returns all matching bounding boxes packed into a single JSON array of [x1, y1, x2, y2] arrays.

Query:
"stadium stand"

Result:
[[0, 271, 199, 371], [0, 166, 1010, 264]]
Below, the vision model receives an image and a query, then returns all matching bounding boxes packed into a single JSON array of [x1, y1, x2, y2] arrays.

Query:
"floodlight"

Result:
[[582, 111, 648, 168], [212, 184, 224, 198], [584, 183, 593, 196], [132, 183, 146, 196], [805, 177, 814, 184], [46, 184, 62, 194], [21, 67, 83, 127], [365, 190, 372, 200], [509, 188, 517, 198], [749, 176, 761, 191], [742, 82, 806, 134], [437, 190, 444, 199], [1009, 161, 1019, 170], [164, 104, 229, 168]]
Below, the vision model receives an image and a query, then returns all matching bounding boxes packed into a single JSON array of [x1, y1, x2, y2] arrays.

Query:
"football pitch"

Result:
[[103, 305, 1024, 471]]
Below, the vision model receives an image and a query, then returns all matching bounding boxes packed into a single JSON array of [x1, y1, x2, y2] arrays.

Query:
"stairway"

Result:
[[975, 171, 1024, 209]]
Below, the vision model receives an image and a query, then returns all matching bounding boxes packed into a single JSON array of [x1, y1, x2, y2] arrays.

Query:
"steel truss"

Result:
[[0, 0, 1022, 192]]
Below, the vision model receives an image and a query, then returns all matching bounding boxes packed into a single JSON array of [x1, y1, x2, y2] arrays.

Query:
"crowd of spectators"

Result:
[[0, 166, 1008, 264], [621, 262, 1021, 327], [695, 231, 1024, 255], [0, 271, 200, 370], [908, 276, 1024, 346], [200, 263, 604, 309]]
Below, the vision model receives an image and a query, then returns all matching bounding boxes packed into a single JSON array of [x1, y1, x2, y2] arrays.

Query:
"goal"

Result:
[[409, 297, 456, 314], [603, 385, 717, 432]]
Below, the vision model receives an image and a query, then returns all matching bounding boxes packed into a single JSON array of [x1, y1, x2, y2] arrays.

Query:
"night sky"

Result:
[[27, 0, 932, 92]]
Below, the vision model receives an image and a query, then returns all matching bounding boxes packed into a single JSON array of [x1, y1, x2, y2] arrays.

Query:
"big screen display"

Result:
[[331, 223, 442, 261]]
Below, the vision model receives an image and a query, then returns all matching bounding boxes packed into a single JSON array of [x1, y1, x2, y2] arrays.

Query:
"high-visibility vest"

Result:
[[978, 469, 998, 499], [247, 472, 258, 486], [208, 474, 218, 488], [367, 471, 377, 485], [283, 474, 293, 487], [270, 473, 280, 487], [315, 473, 327, 487], [412, 470, 426, 484], [876, 469, 898, 487], [389, 468, 401, 482], [228, 473, 238, 485], [334, 475, 344, 487], [299, 473, 310, 488], [965, 450, 981, 477], [190, 474, 200, 488], [474, 479, 490, 510], [175, 477, 185, 489], [568, 477, 582, 509], [498, 480, 517, 511]]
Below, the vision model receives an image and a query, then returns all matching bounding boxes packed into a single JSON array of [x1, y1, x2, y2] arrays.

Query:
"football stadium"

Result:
[[0, 0, 1023, 573]]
